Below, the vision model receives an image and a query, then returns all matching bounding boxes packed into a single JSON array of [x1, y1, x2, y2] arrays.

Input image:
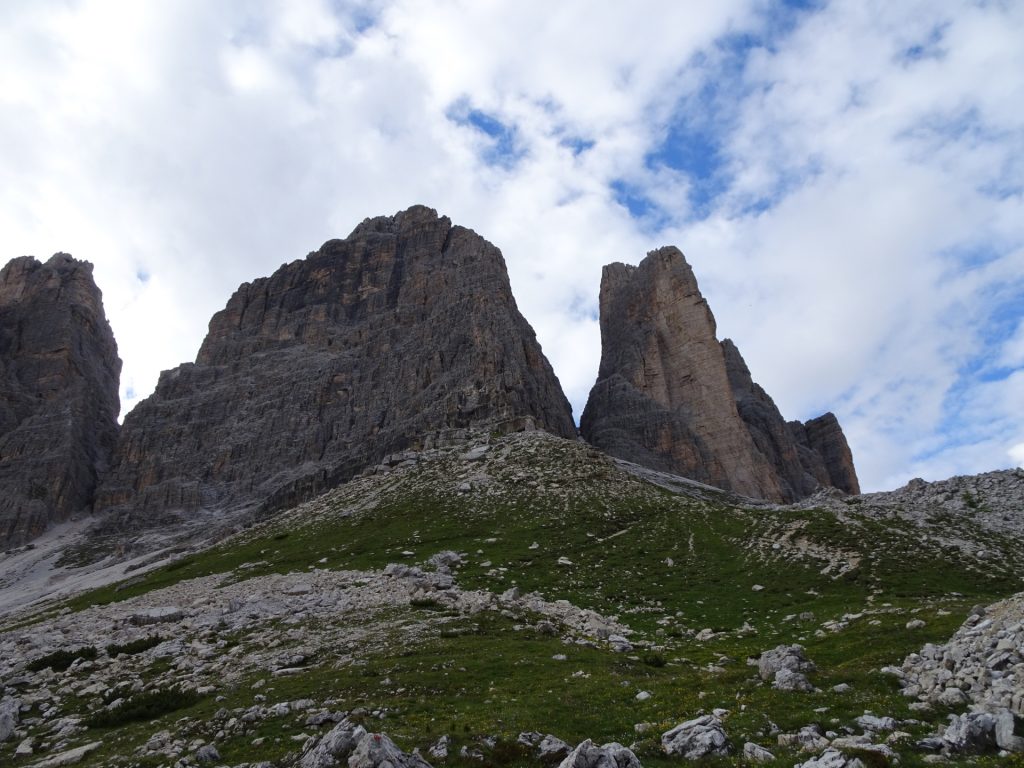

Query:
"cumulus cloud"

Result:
[[0, 0, 1021, 492]]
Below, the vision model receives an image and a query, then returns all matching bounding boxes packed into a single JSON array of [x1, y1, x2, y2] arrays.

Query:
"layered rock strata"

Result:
[[97, 206, 575, 526], [580, 246, 858, 501], [0, 254, 121, 546]]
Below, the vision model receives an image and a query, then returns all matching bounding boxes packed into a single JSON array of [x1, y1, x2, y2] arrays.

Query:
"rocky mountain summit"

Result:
[[96, 206, 575, 530], [0, 255, 120, 548], [581, 247, 858, 502]]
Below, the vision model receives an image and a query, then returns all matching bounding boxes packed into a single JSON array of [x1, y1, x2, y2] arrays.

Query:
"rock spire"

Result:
[[0, 254, 121, 546], [580, 246, 858, 501]]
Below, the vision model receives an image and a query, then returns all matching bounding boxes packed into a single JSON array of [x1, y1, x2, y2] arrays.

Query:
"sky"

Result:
[[1, 0, 1022, 492]]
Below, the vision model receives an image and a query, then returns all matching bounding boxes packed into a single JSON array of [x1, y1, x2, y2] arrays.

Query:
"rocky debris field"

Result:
[[1, 431, 1022, 767], [887, 592, 1024, 757]]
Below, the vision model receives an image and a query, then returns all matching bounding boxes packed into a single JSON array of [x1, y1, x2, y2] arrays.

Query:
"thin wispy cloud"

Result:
[[0, 0, 1020, 491]]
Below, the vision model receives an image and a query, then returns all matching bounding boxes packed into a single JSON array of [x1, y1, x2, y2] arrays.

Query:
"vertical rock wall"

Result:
[[0, 254, 121, 546]]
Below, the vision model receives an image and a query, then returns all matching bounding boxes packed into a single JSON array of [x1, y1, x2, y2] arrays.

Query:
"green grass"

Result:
[[16, 435, 1024, 767]]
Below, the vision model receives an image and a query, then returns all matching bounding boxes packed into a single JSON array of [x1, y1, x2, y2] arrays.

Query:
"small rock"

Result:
[[130, 607, 184, 625], [743, 741, 775, 763], [906, 619, 926, 630], [195, 744, 221, 763], [856, 714, 897, 733], [537, 734, 571, 760], [773, 668, 814, 692]]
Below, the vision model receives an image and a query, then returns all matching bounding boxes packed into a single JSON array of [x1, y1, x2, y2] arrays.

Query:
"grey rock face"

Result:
[[557, 739, 641, 768], [661, 714, 731, 758], [788, 413, 860, 495], [581, 247, 858, 502], [0, 254, 121, 547], [97, 206, 575, 527]]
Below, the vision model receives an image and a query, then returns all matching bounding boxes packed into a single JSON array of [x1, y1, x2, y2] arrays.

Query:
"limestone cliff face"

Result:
[[789, 414, 860, 495], [580, 247, 785, 500], [0, 254, 121, 546], [97, 206, 576, 525], [581, 246, 859, 501]]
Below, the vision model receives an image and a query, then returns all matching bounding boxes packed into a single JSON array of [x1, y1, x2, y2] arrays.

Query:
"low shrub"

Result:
[[641, 651, 667, 667], [106, 635, 164, 657], [27, 646, 97, 672], [85, 686, 203, 728]]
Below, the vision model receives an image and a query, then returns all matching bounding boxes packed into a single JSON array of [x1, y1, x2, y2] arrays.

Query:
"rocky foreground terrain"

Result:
[[1, 431, 1021, 767]]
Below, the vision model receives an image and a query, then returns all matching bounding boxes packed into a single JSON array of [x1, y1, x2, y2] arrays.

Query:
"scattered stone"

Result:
[[661, 714, 731, 758], [130, 607, 185, 625], [195, 743, 221, 763], [461, 445, 490, 462], [832, 683, 853, 694], [755, 644, 816, 681], [778, 725, 830, 753], [349, 731, 432, 768], [935, 688, 969, 708], [635, 691, 651, 702], [830, 736, 899, 762], [558, 739, 640, 768], [774, 668, 815, 692], [428, 735, 450, 759], [794, 748, 865, 768], [299, 719, 366, 768], [856, 714, 897, 733], [940, 711, 999, 754], [30, 741, 102, 767], [0, 695, 19, 742], [743, 741, 775, 762], [537, 734, 571, 761], [906, 619, 926, 630]]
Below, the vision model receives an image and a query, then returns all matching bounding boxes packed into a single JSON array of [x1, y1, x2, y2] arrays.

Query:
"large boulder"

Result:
[[0, 254, 121, 546], [661, 714, 731, 758], [756, 644, 817, 681], [557, 739, 641, 768]]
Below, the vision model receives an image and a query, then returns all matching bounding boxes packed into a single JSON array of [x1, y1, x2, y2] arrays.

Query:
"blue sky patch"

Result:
[[446, 100, 525, 169], [610, 179, 662, 223]]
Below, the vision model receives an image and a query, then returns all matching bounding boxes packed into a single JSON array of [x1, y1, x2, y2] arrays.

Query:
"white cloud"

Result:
[[1011, 443, 1024, 469], [0, 0, 1021, 493]]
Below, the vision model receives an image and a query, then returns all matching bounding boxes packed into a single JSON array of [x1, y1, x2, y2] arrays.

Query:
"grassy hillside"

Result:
[[3, 432, 1022, 767]]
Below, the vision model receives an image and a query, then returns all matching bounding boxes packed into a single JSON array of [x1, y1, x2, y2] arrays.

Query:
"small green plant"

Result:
[[84, 686, 203, 728], [962, 491, 979, 509], [410, 597, 443, 610], [27, 646, 97, 672], [641, 651, 667, 667], [106, 635, 164, 657]]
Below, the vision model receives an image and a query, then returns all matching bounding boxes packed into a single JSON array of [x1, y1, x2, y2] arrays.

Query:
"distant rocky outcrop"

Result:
[[0, 254, 121, 547], [580, 246, 858, 502], [96, 206, 575, 527]]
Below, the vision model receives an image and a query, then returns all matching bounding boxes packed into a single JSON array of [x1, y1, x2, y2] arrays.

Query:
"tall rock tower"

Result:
[[581, 246, 859, 501], [97, 206, 576, 525], [0, 254, 121, 546]]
